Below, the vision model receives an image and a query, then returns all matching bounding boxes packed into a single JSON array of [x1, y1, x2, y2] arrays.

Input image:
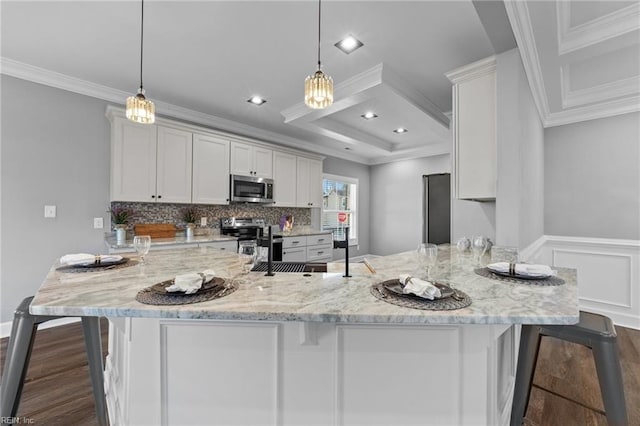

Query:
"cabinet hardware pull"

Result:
[[158, 195, 162, 199], [151, 195, 155, 198]]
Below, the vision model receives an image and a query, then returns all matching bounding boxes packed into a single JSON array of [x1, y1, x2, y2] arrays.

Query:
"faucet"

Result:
[[333, 227, 351, 278]]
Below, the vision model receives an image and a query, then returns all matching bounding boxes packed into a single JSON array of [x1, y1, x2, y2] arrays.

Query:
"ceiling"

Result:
[[2, 1, 635, 164]]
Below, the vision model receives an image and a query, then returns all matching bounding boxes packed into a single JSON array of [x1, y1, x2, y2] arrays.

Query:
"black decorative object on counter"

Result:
[[474, 267, 565, 286]]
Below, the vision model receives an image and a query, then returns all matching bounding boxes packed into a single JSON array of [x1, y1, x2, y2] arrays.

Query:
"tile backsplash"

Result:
[[110, 202, 311, 231]]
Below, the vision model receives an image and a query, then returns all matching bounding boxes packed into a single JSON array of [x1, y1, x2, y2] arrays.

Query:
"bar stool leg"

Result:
[[81, 317, 108, 426], [0, 311, 38, 418], [592, 340, 628, 426], [510, 325, 542, 426]]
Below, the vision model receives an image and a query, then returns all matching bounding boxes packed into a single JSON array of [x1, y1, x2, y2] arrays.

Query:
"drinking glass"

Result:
[[417, 243, 438, 280], [133, 235, 151, 264], [238, 242, 257, 274], [472, 235, 487, 266]]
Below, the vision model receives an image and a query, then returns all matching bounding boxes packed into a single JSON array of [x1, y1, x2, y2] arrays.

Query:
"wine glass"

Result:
[[238, 242, 257, 274], [133, 235, 151, 264], [416, 243, 438, 280], [472, 235, 487, 266]]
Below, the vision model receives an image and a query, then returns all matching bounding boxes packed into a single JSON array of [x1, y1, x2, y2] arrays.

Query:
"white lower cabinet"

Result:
[[282, 234, 332, 262], [106, 318, 517, 426]]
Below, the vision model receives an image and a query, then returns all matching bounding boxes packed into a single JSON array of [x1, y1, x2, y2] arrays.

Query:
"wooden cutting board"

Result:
[[134, 223, 177, 239]]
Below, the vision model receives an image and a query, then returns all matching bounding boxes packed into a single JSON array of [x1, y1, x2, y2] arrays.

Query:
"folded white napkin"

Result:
[[487, 262, 555, 277], [399, 274, 441, 300], [166, 269, 216, 294], [60, 253, 123, 266]]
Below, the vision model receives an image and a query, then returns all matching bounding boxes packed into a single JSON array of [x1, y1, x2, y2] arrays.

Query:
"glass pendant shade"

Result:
[[305, 69, 334, 109], [126, 89, 155, 124]]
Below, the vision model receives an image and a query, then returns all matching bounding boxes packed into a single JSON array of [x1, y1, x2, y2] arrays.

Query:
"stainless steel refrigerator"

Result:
[[422, 173, 451, 245]]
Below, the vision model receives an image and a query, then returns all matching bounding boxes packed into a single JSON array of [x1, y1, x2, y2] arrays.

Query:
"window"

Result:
[[322, 174, 358, 244]]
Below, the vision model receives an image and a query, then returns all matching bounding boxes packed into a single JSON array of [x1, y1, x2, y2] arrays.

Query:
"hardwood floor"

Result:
[[1, 320, 638, 425]]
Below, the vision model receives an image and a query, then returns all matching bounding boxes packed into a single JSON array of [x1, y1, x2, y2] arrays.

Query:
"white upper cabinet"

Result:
[[110, 117, 158, 202], [273, 151, 297, 207], [156, 126, 193, 203], [446, 56, 496, 201], [110, 119, 192, 203], [296, 157, 323, 208], [192, 134, 230, 205], [230, 141, 273, 178]]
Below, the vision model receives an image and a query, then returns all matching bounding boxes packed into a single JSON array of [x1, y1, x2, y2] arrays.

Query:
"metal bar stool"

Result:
[[511, 310, 628, 426], [0, 296, 108, 426]]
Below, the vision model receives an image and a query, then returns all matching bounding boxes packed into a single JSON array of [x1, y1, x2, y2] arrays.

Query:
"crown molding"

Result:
[[444, 55, 496, 84], [544, 94, 640, 128], [556, 2, 640, 55], [503, 0, 551, 123], [561, 68, 640, 109], [368, 141, 451, 166]]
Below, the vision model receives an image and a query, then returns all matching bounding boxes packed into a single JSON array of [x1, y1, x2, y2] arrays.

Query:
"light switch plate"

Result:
[[200, 217, 207, 226], [94, 217, 104, 229], [44, 205, 56, 218]]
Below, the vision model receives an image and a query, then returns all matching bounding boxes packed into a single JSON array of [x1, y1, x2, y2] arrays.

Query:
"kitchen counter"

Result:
[[30, 245, 577, 324], [274, 226, 333, 238], [104, 233, 237, 251], [29, 245, 579, 426]]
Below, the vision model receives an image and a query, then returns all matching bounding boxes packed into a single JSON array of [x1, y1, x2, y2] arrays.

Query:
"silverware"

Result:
[[438, 281, 465, 301], [374, 286, 387, 299]]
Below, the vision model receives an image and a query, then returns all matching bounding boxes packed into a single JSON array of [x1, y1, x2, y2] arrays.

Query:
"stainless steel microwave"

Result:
[[230, 174, 274, 203]]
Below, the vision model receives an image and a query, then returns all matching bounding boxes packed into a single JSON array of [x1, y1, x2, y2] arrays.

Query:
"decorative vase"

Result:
[[115, 225, 127, 245], [186, 223, 195, 240]]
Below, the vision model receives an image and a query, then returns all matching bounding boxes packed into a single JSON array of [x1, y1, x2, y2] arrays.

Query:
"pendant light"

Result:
[[126, 0, 155, 124], [304, 0, 333, 109]]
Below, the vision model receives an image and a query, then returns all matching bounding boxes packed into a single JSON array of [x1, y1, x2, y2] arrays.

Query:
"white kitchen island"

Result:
[[30, 246, 579, 426]]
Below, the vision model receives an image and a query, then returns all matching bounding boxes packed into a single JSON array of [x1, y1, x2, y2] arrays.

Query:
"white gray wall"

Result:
[[369, 155, 450, 256], [322, 156, 371, 259], [545, 112, 640, 239], [495, 48, 545, 249], [1, 75, 113, 322]]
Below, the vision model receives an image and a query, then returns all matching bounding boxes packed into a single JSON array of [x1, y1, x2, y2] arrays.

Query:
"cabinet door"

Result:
[[156, 126, 193, 203], [273, 151, 297, 207], [110, 117, 157, 202], [296, 157, 323, 207], [282, 247, 306, 262], [307, 159, 323, 207], [230, 142, 253, 176], [192, 134, 230, 205], [253, 147, 273, 178], [456, 72, 496, 200]]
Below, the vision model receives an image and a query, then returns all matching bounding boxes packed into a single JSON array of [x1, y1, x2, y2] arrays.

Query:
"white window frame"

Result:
[[322, 173, 359, 246]]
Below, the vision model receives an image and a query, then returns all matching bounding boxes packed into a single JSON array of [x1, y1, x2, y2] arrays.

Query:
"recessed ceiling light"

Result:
[[361, 112, 378, 120], [393, 127, 408, 134], [247, 96, 267, 105], [335, 35, 363, 54]]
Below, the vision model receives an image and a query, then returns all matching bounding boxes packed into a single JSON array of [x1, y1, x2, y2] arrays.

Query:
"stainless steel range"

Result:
[[220, 217, 282, 260]]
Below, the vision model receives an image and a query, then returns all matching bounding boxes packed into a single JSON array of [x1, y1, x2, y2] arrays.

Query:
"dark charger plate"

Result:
[[382, 280, 454, 300], [488, 268, 551, 280], [71, 258, 128, 268], [150, 277, 225, 296]]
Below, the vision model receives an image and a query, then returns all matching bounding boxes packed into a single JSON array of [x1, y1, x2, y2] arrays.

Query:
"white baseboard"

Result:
[[520, 235, 640, 330], [0, 317, 80, 339]]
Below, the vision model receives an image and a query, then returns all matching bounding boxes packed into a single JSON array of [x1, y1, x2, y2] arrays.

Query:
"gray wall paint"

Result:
[[322, 156, 371, 259], [369, 155, 450, 255], [1, 75, 112, 322], [495, 49, 545, 249], [451, 199, 496, 243], [545, 112, 640, 239]]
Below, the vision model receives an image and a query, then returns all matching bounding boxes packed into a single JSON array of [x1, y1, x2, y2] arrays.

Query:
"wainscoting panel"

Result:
[[522, 236, 639, 329]]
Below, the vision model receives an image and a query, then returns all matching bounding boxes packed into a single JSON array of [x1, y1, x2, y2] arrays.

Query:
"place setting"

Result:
[[136, 268, 238, 305], [475, 262, 565, 286], [56, 253, 138, 273], [370, 244, 472, 310]]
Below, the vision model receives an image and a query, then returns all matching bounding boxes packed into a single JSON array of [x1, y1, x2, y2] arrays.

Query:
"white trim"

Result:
[[0, 316, 80, 339], [503, 1, 550, 123], [556, 2, 640, 55], [322, 173, 359, 246], [520, 235, 640, 329], [445, 55, 496, 84], [544, 95, 640, 127], [561, 69, 640, 109]]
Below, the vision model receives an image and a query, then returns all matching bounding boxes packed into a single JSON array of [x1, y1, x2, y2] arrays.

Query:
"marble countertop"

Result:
[[105, 233, 237, 250], [30, 245, 579, 325]]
